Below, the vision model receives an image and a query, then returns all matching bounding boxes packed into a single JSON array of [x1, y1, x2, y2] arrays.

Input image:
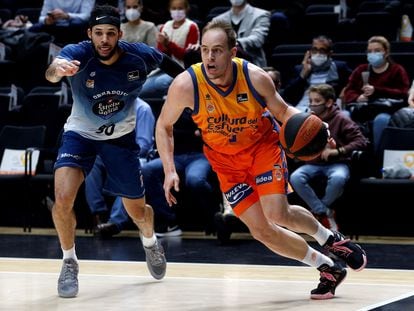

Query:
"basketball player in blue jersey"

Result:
[[45, 5, 183, 298]]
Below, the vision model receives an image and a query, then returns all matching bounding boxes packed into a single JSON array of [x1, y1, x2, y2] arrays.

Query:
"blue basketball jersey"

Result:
[[57, 40, 163, 140]]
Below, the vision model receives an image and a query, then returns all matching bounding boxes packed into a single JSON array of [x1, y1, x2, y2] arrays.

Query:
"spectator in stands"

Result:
[[212, 0, 270, 67], [290, 84, 368, 230], [85, 98, 155, 238], [372, 80, 414, 152], [343, 36, 410, 150], [1, 14, 32, 31], [282, 35, 352, 111], [139, 0, 198, 98], [121, 0, 158, 47], [143, 108, 220, 237], [0, 14, 32, 59], [263, 66, 282, 91], [29, 0, 95, 44]]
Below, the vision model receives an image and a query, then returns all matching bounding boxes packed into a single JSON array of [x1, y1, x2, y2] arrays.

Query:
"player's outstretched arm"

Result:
[[45, 58, 80, 83], [155, 71, 194, 206]]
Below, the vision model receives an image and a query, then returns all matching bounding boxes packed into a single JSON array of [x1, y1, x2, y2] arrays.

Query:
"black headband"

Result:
[[89, 15, 120, 28]]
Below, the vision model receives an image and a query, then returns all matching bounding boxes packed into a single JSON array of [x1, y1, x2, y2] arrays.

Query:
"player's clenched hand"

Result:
[[55, 59, 80, 77], [163, 171, 180, 207]]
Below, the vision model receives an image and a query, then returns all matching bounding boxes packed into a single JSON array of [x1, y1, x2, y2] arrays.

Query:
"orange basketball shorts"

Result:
[[203, 131, 290, 216]]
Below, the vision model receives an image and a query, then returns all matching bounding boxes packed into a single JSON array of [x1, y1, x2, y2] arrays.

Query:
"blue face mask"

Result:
[[367, 52, 385, 68]]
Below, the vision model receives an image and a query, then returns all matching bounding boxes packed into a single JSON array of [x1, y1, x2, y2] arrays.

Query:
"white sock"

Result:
[[62, 245, 78, 261], [142, 234, 157, 248], [312, 223, 333, 246], [302, 246, 334, 268]]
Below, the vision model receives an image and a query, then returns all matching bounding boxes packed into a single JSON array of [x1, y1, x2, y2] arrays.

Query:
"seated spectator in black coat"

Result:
[[282, 35, 352, 111]]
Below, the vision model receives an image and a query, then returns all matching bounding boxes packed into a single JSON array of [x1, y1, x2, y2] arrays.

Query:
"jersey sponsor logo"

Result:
[[255, 170, 273, 185], [206, 114, 258, 136], [225, 183, 253, 207], [86, 79, 94, 88], [127, 70, 140, 81], [93, 98, 125, 119], [93, 90, 129, 99], [236, 93, 248, 103]]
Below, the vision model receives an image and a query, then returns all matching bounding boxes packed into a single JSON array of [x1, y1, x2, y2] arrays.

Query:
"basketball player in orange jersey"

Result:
[[156, 20, 367, 300]]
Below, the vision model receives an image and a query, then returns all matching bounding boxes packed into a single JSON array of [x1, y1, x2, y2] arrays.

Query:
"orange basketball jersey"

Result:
[[188, 58, 276, 155]]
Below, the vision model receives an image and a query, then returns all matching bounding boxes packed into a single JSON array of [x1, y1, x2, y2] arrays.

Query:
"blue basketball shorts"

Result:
[[54, 130, 144, 199]]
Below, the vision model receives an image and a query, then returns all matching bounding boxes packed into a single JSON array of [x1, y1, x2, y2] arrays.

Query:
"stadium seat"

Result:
[[0, 124, 47, 231], [354, 12, 399, 41], [349, 127, 414, 236]]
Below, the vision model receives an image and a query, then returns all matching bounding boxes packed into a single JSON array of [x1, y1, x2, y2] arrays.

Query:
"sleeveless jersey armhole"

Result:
[[242, 60, 267, 108], [187, 66, 200, 115]]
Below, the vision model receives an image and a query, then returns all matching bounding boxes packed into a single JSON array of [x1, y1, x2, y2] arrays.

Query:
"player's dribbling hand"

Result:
[[56, 60, 80, 77]]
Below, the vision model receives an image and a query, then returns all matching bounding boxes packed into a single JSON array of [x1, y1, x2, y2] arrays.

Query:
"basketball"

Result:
[[280, 112, 329, 161]]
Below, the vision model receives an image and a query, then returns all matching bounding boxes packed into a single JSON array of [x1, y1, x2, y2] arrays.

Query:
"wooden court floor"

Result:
[[1, 228, 414, 310], [1, 257, 414, 310]]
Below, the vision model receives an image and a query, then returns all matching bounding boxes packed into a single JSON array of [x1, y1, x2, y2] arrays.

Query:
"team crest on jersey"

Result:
[[127, 70, 140, 81], [205, 94, 215, 112], [236, 93, 248, 103], [206, 101, 215, 113], [86, 79, 94, 88]]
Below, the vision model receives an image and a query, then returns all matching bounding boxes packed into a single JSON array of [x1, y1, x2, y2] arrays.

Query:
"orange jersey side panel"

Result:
[[188, 58, 276, 155]]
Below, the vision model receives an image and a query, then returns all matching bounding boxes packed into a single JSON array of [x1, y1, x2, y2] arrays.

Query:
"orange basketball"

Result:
[[280, 112, 328, 161]]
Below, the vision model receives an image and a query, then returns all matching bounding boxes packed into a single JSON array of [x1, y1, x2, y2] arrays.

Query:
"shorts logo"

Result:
[[236, 93, 248, 103], [225, 183, 253, 207], [256, 171, 273, 185], [127, 70, 140, 81], [274, 164, 283, 181]]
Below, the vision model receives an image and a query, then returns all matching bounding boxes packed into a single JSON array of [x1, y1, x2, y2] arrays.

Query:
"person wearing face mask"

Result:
[[282, 35, 352, 112], [343, 36, 410, 149], [139, 0, 198, 98], [120, 0, 158, 47], [344, 36, 410, 106], [290, 84, 368, 230], [212, 0, 270, 67]]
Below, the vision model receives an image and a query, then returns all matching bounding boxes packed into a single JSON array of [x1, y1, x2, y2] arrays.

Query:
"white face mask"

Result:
[[125, 8, 141, 22], [230, 0, 245, 6], [311, 54, 328, 67], [170, 9, 186, 22]]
